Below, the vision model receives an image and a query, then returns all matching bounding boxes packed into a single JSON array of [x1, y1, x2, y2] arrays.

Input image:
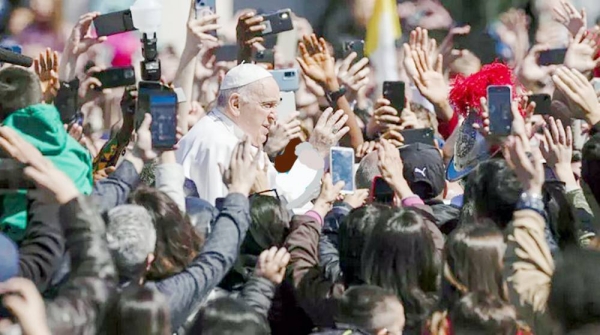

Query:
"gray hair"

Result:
[[216, 80, 265, 108], [106, 205, 157, 280], [355, 151, 380, 190]]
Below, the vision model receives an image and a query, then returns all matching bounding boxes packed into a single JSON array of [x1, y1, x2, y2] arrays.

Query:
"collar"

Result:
[[210, 109, 246, 141]]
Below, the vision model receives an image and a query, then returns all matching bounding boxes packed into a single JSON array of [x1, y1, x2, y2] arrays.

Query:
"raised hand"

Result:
[[552, 66, 600, 125], [377, 139, 413, 199], [518, 44, 557, 90], [34, 48, 60, 104], [403, 27, 439, 80], [297, 34, 336, 87], [309, 108, 350, 157], [336, 52, 370, 101], [381, 127, 405, 148], [438, 25, 471, 69], [314, 173, 345, 209], [539, 116, 577, 188], [255, 247, 291, 285], [265, 111, 303, 156], [0, 126, 79, 204], [0, 278, 51, 335], [412, 49, 448, 106], [344, 188, 369, 208], [553, 0, 587, 37], [564, 27, 600, 75], [65, 12, 106, 57], [78, 66, 104, 104], [504, 135, 545, 195], [355, 141, 377, 160], [236, 10, 266, 61], [186, 14, 220, 49], [219, 136, 262, 196]]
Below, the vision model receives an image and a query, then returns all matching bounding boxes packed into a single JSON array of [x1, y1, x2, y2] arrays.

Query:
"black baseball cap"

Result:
[[399, 143, 445, 200]]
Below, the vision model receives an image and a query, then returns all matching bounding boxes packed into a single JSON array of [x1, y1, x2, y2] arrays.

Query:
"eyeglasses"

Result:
[[249, 188, 280, 200]]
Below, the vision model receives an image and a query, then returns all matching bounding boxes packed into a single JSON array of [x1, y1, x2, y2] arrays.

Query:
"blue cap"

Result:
[[0, 232, 19, 282]]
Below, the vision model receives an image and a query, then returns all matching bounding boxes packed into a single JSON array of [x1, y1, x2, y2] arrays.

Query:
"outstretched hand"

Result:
[[219, 136, 262, 196], [553, 0, 587, 37], [255, 247, 291, 285], [34, 48, 60, 104], [309, 108, 350, 157], [297, 34, 336, 87], [563, 26, 600, 75], [552, 66, 600, 125]]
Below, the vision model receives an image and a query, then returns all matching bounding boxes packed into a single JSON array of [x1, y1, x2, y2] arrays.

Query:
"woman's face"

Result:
[[30, 0, 55, 22]]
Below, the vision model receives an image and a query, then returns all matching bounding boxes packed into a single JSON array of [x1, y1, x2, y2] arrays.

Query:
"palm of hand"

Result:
[[265, 125, 289, 154], [419, 71, 448, 104], [404, 53, 418, 79], [565, 44, 597, 73], [304, 54, 334, 84]]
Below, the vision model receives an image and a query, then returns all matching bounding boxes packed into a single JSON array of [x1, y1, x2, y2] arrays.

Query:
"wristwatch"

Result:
[[325, 85, 347, 106], [516, 192, 545, 215]]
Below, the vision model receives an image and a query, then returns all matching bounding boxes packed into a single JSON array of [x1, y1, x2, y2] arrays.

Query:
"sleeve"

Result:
[[504, 209, 556, 334], [92, 135, 129, 173], [319, 203, 352, 282], [45, 196, 117, 335], [437, 111, 459, 140], [154, 193, 251, 331], [582, 128, 600, 205], [91, 160, 141, 213], [155, 163, 186, 212], [239, 276, 277, 319], [190, 143, 233, 205], [18, 201, 65, 293]]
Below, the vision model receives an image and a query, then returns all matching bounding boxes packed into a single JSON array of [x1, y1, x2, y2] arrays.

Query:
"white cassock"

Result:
[[176, 109, 319, 212]]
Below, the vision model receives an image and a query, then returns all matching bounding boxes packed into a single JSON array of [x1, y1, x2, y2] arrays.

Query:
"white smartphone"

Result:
[[277, 91, 296, 122], [330, 147, 355, 194]]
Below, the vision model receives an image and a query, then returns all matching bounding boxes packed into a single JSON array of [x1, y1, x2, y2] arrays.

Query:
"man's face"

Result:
[[237, 77, 280, 146]]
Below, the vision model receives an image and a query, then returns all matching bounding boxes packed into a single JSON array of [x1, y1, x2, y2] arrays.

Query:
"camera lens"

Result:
[[284, 71, 294, 77], [280, 13, 288, 19]]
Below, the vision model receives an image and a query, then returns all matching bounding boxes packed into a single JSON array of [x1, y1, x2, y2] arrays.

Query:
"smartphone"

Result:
[[487, 85, 513, 136], [149, 91, 178, 149], [270, 68, 299, 92], [370, 176, 394, 204], [253, 49, 275, 68], [93, 10, 136, 37], [92, 66, 136, 90], [136, 81, 167, 129], [260, 9, 294, 36], [529, 93, 552, 116], [277, 91, 296, 121], [330, 147, 355, 194], [195, 0, 216, 18], [214, 45, 239, 62], [344, 40, 365, 64], [383, 81, 406, 114], [400, 128, 435, 146], [538, 48, 567, 66], [0, 159, 35, 190]]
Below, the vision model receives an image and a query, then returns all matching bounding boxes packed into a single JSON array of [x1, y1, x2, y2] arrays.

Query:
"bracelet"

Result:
[[516, 192, 545, 215]]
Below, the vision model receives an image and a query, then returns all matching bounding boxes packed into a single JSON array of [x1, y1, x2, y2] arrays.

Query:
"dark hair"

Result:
[[188, 297, 270, 335], [440, 223, 507, 312], [361, 208, 438, 331], [243, 195, 290, 253], [336, 285, 404, 333], [462, 159, 522, 230], [338, 204, 392, 287], [543, 181, 579, 250], [0, 67, 42, 119], [103, 285, 170, 335], [129, 186, 204, 281], [450, 292, 518, 335], [549, 248, 600, 333]]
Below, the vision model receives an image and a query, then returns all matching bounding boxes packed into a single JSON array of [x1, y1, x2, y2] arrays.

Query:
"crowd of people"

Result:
[[1, 0, 600, 334]]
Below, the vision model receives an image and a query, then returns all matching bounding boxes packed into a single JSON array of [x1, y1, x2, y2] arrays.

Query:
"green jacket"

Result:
[[0, 104, 93, 241]]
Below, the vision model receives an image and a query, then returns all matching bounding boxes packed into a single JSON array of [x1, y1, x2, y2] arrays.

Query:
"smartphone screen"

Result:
[[136, 81, 164, 129], [400, 128, 435, 146], [487, 85, 513, 136], [371, 176, 394, 204], [529, 94, 551, 116], [149, 93, 178, 149], [383, 81, 405, 114], [538, 48, 567, 66], [330, 147, 355, 193]]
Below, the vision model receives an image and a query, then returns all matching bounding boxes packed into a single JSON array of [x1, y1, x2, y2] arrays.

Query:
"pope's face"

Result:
[[238, 77, 280, 146]]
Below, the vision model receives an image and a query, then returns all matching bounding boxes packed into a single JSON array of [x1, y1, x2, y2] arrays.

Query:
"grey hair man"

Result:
[[106, 204, 157, 283]]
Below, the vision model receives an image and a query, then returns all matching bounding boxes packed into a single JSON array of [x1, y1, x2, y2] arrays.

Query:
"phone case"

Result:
[[270, 68, 299, 92], [261, 9, 294, 36], [93, 10, 135, 37], [383, 81, 405, 113], [400, 128, 435, 146], [135, 81, 166, 130], [529, 94, 551, 116], [370, 176, 394, 204], [344, 40, 364, 61], [93, 66, 136, 89], [487, 86, 513, 136], [253, 49, 275, 66], [538, 48, 567, 66], [277, 91, 296, 121], [330, 147, 355, 194]]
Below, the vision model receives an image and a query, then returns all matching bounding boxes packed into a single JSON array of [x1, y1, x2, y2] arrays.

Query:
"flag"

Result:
[[364, 0, 402, 86]]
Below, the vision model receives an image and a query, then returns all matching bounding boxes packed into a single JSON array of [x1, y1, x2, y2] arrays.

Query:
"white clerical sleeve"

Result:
[[189, 143, 233, 205], [274, 159, 321, 213]]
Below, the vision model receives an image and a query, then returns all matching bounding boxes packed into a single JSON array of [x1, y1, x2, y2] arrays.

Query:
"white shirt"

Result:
[[176, 109, 320, 212]]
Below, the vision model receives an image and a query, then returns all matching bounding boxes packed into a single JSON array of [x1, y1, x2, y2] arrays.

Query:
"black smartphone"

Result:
[[529, 93, 552, 116], [344, 40, 365, 64], [487, 85, 513, 136], [92, 66, 136, 90], [252, 49, 275, 68], [0, 158, 35, 190], [370, 176, 394, 204], [383, 81, 406, 114], [149, 91, 178, 149], [260, 9, 294, 36], [93, 10, 136, 37], [400, 128, 435, 146], [538, 48, 567, 66], [136, 81, 167, 129], [214, 44, 239, 62]]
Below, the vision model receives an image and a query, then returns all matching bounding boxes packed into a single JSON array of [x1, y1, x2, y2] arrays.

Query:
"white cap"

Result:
[[220, 63, 273, 90]]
